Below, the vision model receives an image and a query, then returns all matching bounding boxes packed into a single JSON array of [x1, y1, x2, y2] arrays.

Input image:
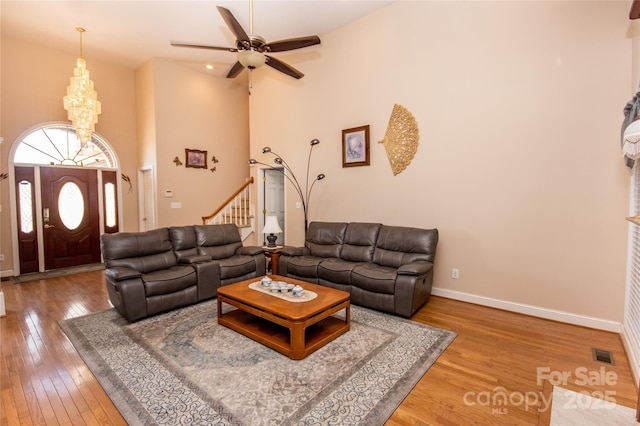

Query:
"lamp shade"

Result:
[[262, 215, 282, 235], [624, 119, 640, 160]]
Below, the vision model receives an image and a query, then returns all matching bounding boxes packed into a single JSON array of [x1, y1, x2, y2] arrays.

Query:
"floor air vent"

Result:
[[592, 348, 615, 365]]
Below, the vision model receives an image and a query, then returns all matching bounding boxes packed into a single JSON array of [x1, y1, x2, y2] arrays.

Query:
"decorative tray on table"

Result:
[[248, 279, 317, 302]]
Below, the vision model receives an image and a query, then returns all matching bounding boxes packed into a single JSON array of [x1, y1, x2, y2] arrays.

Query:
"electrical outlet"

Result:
[[451, 268, 459, 279], [0, 254, 4, 262]]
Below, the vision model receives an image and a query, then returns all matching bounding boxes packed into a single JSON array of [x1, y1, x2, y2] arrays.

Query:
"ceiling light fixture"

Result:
[[63, 27, 101, 147], [237, 0, 266, 71], [237, 48, 266, 69]]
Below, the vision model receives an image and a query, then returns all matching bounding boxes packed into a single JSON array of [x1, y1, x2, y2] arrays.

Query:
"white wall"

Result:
[[249, 1, 632, 326]]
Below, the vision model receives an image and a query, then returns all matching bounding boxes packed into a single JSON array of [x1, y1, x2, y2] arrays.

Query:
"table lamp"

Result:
[[262, 215, 283, 248]]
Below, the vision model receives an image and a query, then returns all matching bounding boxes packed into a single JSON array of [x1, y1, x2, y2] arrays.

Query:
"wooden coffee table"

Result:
[[217, 275, 350, 360]]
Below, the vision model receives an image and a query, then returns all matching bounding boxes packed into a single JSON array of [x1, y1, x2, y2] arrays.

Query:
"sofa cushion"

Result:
[[105, 266, 141, 281], [142, 265, 196, 297], [317, 258, 359, 284], [217, 255, 258, 279], [373, 226, 438, 268], [340, 222, 381, 262], [169, 226, 197, 250], [195, 224, 243, 259], [351, 263, 397, 295], [101, 228, 178, 273], [305, 222, 347, 258], [169, 226, 199, 261], [108, 251, 178, 274], [286, 255, 325, 278]]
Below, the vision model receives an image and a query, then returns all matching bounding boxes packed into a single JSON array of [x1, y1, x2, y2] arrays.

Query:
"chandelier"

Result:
[[63, 27, 101, 146]]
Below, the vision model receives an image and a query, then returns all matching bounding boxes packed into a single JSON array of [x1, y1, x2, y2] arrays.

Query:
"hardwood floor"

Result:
[[1, 271, 637, 425]]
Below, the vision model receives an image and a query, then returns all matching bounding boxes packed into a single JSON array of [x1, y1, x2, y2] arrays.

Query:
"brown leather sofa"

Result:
[[278, 222, 438, 318], [101, 224, 265, 322]]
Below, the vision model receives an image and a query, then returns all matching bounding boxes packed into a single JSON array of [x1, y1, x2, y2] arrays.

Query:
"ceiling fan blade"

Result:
[[170, 41, 237, 52], [632, 0, 640, 19], [216, 6, 250, 44], [267, 36, 321, 53], [265, 55, 304, 79], [226, 61, 245, 78]]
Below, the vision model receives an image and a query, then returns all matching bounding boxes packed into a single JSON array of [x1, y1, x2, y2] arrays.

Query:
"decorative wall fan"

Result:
[[170, 2, 321, 79]]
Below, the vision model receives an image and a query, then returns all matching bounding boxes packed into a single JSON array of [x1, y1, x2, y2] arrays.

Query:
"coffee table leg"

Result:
[[346, 303, 350, 327], [290, 322, 305, 360]]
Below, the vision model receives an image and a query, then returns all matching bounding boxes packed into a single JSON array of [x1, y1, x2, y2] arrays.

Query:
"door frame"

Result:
[[137, 166, 156, 231], [40, 166, 102, 270], [258, 167, 286, 245], [9, 165, 123, 275], [7, 124, 122, 276]]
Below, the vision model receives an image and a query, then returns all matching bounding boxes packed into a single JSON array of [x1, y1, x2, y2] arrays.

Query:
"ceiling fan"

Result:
[[170, 2, 321, 79]]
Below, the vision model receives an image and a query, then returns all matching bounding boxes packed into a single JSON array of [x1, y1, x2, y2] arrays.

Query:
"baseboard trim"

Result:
[[620, 325, 640, 384], [431, 287, 621, 332], [1, 269, 15, 279]]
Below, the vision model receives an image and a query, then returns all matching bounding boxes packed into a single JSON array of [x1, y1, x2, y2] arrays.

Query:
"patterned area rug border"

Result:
[[60, 300, 456, 425]]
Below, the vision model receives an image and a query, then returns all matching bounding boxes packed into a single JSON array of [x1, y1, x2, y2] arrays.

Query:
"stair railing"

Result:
[[202, 177, 254, 227]]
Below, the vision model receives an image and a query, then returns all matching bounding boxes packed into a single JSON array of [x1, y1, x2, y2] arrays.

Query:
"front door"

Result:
[[40, 167, 101, 269]]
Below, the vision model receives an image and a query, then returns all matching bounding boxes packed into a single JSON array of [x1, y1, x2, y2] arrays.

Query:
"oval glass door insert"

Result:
[[58, 182, 84, 230]]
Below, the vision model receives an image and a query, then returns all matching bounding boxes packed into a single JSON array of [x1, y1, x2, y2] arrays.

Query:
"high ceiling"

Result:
[[1, 1, 393, 78]]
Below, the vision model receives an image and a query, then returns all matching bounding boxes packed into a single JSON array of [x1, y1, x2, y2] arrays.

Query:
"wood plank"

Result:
[[0, 271, 637, 425], [1, 388, 22, 425]]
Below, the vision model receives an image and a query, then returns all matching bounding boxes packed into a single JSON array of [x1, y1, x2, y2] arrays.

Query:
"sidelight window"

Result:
[[18, 180, 34, 233], [105, 182, 116, 228]]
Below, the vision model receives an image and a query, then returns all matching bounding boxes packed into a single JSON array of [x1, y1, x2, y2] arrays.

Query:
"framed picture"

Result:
[[185, 149, 208, 169], [342, 125, 370, 167]]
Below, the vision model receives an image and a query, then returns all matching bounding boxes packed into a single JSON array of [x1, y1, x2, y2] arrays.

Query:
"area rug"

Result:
[[59, 299, 456, 425]]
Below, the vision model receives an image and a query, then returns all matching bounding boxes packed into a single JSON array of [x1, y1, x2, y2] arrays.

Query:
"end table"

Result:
[[263, 246, 284, 275]]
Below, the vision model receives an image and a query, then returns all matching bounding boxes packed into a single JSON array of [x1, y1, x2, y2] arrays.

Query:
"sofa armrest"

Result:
[[178, 254, 212, 264], [236, 245, 264, 256], [106, 266, 141, 281], [397, 261, 433, 276], [113, 278, 147, 322], [281, 246, 309, 256]]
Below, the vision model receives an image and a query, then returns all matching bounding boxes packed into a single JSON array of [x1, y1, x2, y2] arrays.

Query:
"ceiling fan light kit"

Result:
[[237, 49, 266, 69], [170, 2, 320, 80]]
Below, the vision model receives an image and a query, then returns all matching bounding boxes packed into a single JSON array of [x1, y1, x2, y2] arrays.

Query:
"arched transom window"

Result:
[[14, 123, 116, 168]]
